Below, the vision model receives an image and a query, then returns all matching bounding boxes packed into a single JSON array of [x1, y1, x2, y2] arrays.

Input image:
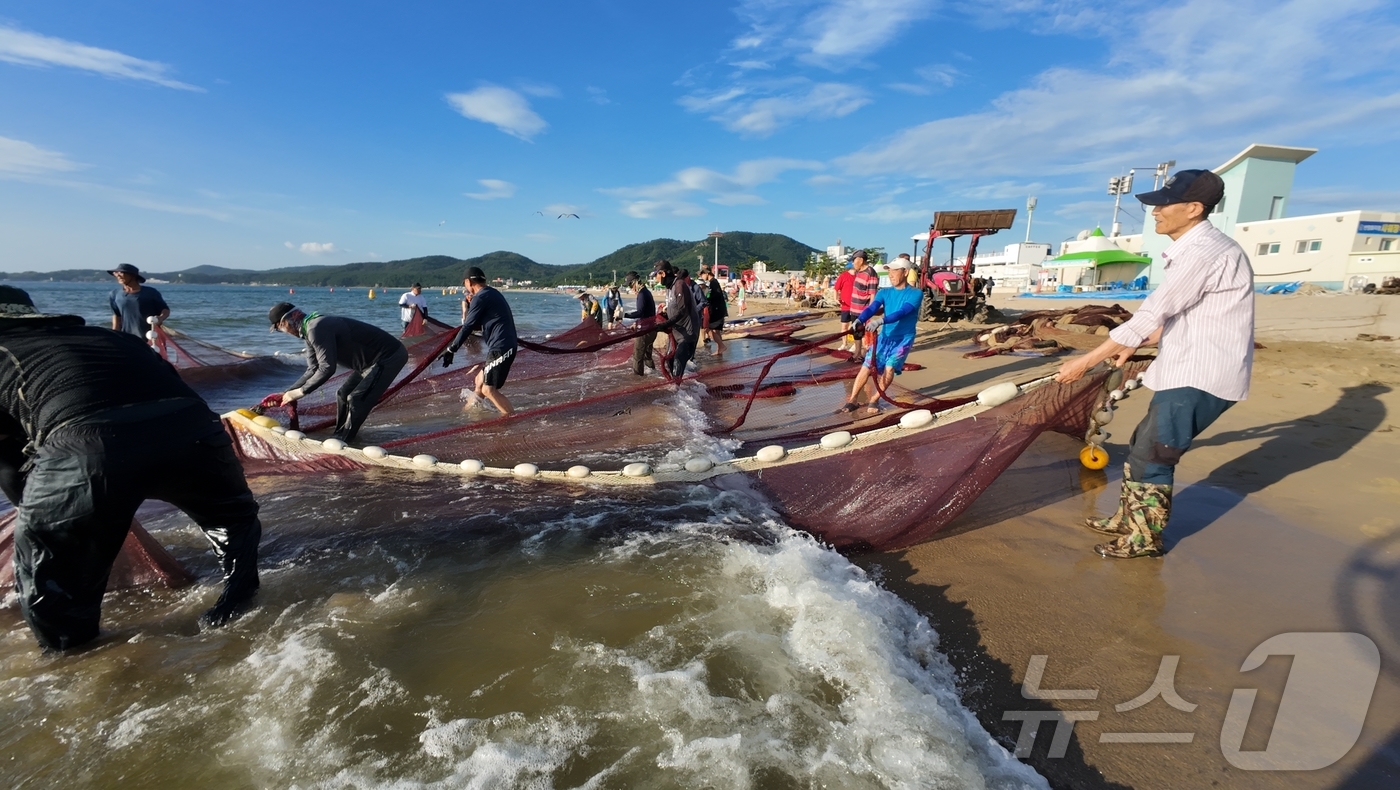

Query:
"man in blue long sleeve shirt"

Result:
[[840, 256, 923, 416], [439, 266, 518, 415]]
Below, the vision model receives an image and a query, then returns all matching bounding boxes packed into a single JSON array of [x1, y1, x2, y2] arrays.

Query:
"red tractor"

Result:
[[917, 209, 1017, 323]]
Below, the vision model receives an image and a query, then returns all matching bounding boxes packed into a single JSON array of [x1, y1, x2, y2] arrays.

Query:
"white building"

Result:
[[969, 242, 1052, 292], [1134, 143, 1399, 290], [1237, 212, 1400, 289]]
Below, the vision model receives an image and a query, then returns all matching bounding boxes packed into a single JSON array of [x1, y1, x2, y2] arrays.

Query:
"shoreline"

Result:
[[790, 294, 1400, 788]]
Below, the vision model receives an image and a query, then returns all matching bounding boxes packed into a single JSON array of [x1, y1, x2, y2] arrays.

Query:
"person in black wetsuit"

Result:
[[623, 270, 658, 376], [438, 266, 518, 415], [655, 260, 700, 378], [0, 286, 261, 651], [699, 267, 728, 355], [269, 302, 408, 442]]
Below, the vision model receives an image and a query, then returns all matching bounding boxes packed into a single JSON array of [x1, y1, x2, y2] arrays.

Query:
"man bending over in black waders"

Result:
[[269, 302, 409, 443], [437, 266, 519, 415], [0, 286, 261, 651]]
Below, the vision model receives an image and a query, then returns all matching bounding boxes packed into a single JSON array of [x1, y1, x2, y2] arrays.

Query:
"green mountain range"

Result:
[[2, 231, 820, 288]]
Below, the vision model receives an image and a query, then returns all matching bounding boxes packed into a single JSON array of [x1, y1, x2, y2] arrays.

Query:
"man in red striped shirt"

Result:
[[848, 250, 880, 359], [1055, 169, 1252, 559]]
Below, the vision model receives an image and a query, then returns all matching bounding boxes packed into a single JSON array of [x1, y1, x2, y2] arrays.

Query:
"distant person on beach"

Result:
[[699, 267, 727, 355], [1055, 169, 1252, 560], [737, 282, 747, 315], [578, 291, 603, 327], [603, 284, 623, 328], [0, 286, 261, 651], [839, 257, 922, 416], [656, 260, 700, 378], [849, 251, 881, 359], [398, 283, 428, 330], [439, 266, 518, 415], [623, 271, 658, 375], [270, 302, 409, 442], [108, 263, 169, 337]]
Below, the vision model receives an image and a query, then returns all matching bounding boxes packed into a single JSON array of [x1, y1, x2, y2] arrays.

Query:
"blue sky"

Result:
[[2, 0, 1398, 272]]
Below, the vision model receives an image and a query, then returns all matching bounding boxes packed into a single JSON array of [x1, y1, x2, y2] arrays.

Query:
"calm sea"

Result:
[[0, 281, 1046, 789]]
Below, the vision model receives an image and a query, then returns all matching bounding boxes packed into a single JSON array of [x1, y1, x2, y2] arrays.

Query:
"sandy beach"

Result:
[[776, 292, 1400, 788]]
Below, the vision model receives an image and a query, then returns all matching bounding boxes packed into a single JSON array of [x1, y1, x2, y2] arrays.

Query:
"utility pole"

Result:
[[1108, 171, 1134, 237], [1025, 196, 1038, 243], [708, 231, 723, 271]]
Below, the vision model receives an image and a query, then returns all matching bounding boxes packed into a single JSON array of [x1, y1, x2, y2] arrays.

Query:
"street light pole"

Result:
[[707, 231, 723, 273], [1025, 196, 1038, 243]]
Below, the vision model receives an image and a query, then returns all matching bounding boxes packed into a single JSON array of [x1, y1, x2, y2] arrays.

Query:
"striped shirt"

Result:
[[1109, 221, 1254, 401], [850, 268, 879, 312]]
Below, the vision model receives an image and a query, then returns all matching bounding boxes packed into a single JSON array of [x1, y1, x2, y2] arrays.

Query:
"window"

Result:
[[1269, 196, 1286, 219], [1295, 239, 1322, 253], [1383, 239, 1396, 251], [1256, 242, 1280, 256]]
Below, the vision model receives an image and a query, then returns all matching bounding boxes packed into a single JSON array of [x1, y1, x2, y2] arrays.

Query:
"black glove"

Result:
[[439, 349, 454, 368], [850, 321, 865, 339]]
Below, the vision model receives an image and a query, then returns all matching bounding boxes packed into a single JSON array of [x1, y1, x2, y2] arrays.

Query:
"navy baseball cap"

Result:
[[1135, 169, 1225, 207]]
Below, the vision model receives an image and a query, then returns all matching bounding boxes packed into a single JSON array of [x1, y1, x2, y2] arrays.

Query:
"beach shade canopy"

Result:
[[1043, 249, 1152, 269]]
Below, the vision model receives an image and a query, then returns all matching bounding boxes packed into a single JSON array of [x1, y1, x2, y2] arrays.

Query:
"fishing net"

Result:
[[151, 324, 259, 369], [0, 511, 195, 593]]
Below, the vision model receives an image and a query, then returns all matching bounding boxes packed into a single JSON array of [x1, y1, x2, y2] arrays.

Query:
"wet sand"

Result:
[[802, 293, 1400, 788]]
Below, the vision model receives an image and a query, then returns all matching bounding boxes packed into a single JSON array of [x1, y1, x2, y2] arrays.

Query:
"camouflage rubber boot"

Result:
[[1094, 481, 1171, 559], [1085, 463, 1134, 535]]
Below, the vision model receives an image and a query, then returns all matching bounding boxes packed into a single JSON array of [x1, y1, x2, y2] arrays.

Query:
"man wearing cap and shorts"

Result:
[[1056, 169, 1252, 559], [398, 283, 428, 330], [623, 271, 658, 375], [439, 266, 518, 415], [840, 256, 922, 416], [0, 286, 261, 650], [108, 263, 170, 337], [848, 251, 880, 360], [269, 302, 408, 442]]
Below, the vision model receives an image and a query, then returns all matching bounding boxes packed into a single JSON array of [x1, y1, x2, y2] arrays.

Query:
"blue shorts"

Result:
[[864, 333, 914, 374]]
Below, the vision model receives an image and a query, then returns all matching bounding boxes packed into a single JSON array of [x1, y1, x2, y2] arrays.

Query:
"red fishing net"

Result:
[[0, 511, 195, 592]]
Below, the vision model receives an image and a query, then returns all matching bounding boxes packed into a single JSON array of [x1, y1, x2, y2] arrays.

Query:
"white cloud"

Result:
[[798, 0, 938, 64], [839, 0, 1400, 182], [783, 210, 811, 219], [285, 241, 337, 255], [0, 24, 201, 90], [0, 135, 82, 175], [445, 86, 547, 140], [517, 81, 560, 98], [606, 158, 822, 218], [525, 232, 556, 242], [464, 179, 516, 200], [603, 158, 823, 214], [680, 81, 869, 136], [619, 200, 706, 219], [805, 174, 845, 187], [730, 0, 939, 68], [846, 204, 931, 223], [586, 86, 611, 105]]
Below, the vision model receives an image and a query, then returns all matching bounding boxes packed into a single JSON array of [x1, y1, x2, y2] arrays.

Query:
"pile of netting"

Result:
[[966, 304, 1136, 358]]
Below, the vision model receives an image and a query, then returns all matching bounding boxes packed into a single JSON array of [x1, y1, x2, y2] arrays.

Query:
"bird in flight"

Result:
[[439, 220, 446, 226], [532, 210, 546, 217], [558, 213, 580, 219]]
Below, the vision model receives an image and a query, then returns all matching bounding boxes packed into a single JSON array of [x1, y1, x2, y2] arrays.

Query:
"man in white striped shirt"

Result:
[[1055, 169, 1253, 559]]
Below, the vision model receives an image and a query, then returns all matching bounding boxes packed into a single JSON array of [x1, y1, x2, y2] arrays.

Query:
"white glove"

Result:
[[865, 316, 884, 333], [281, 388, 306, 405]]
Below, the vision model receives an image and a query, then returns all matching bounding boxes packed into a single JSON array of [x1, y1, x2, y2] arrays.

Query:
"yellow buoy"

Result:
[[253, 415, 280, 429], [235, 408, 257, 419], [1079, 445, 1110, 470], [368, 288, 376, 300]]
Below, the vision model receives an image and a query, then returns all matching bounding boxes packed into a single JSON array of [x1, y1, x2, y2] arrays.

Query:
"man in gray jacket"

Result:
[[269, 302, 408, 442]]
